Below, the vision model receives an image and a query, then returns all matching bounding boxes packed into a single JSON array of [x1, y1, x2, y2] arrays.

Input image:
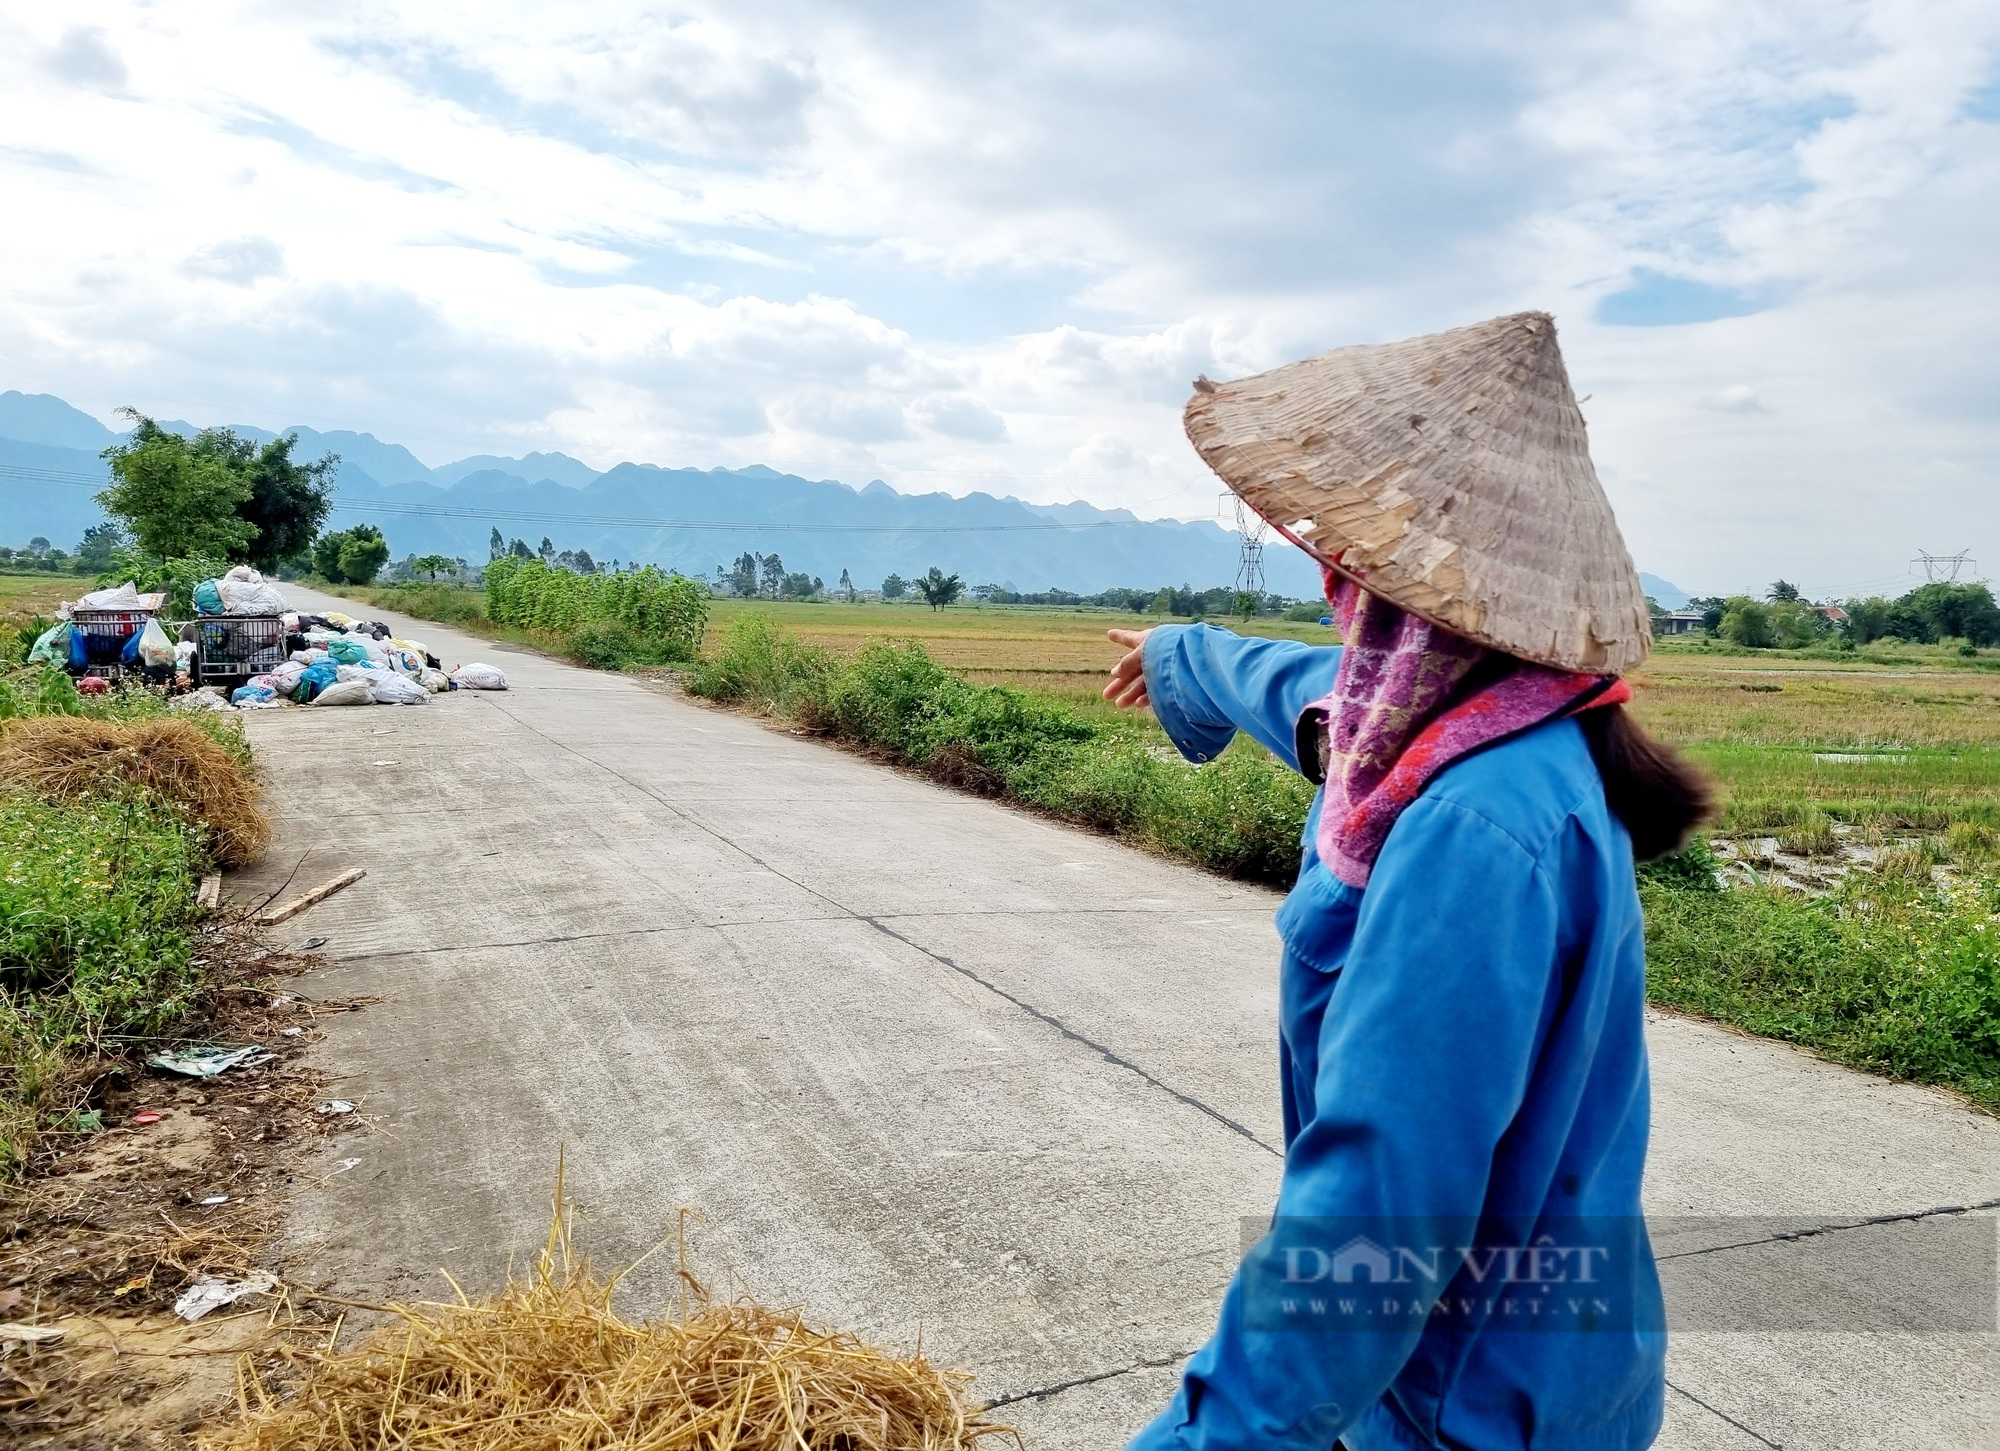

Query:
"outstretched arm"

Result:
[[1104, 624, 1339, 772]]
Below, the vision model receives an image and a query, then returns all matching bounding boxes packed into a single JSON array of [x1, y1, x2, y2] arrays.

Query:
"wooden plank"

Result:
[[255, 868, 367, 927]]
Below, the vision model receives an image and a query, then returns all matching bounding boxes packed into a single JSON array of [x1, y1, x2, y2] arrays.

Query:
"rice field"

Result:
[[696, 600, 2000, 836]]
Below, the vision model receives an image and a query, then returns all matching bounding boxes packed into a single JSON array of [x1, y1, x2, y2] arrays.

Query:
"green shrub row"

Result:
[[688, 615, 1315, 883], [486, 557, 709, 662]]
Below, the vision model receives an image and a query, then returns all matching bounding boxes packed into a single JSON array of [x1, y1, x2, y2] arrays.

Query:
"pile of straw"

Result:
[[0, 716, 268, 866], [213, 1210, 1012, 1451]]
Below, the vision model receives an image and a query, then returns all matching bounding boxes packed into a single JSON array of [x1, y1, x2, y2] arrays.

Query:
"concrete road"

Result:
[[237, 584, 2000, 1450]]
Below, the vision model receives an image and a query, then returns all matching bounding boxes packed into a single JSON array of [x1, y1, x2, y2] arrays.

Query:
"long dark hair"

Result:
[[1577, 706, 1715, 861]]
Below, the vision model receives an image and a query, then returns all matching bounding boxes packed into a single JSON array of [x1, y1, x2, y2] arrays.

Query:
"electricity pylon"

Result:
[[1221, 493, 1266, 597], [1912, 550, 1978, 583]]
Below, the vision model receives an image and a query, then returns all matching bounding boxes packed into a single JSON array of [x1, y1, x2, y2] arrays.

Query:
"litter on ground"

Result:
[[317, 1100, 356, 1116], [146, 1044, 274, 1078], [52, 566, 496, 711], [173, 1271, 279, 1323], [0, 1323, 66, 1345]]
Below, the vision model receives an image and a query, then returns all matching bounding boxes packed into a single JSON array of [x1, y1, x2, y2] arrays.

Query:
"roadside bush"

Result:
[[488, 557, 708, 663], [1643, 871, 2000, 1107], [565, 620, 680, 671], [690, 617, 1313, 883]]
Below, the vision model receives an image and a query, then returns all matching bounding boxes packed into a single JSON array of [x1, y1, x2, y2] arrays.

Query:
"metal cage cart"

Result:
[[188, 614, 287, 691], [68, 592, 167, 680]]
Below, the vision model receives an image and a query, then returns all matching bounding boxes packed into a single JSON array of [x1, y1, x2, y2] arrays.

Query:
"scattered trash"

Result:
[[131, 1111, 164, 1125], [372, 760, 398, 766], [146, 1044, 273, 1078], [114, 1276, 149, 1297], [64, 1108, 103, 1133], [0, 1323, 65, 1344], [257, 868, 367, 926], [197, 873, 223, 910], [317, 1100, 356, 1116], [450, 662, 509, 690], [172, 1271, 279, 1322], [201, 1194, 230, 1205], [332, 1158, 362, 1174], [299, 936, 328, 950], [77, 675, 110, 696], [281, 1026, 304, 1037]]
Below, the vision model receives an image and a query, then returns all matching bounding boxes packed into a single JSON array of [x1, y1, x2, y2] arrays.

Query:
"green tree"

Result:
[[1686, 596, 1727, 633], [1720, 596, 1775, 648], [1767, 580, 1801, 602], [881, 572, 906, 600], [1902, 582, 2000, 646], [914, 566, 963, 611], [758, 552, 785, 598], [234, 433, 336, 572], [74, 522, 126, 572], [838, 567, 855, 602], [412, 553, 457, 582], [337, 526, 390, 585], [490, 527, 505, 560], [97, 415, 255, 560], [1844, 596, 1893, 644], [509, 537, 533, 559]]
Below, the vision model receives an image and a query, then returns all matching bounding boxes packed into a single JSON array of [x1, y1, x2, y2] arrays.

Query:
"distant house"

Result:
[[1815, 605, 1849, 624], [1656, 610, 1707, 636]]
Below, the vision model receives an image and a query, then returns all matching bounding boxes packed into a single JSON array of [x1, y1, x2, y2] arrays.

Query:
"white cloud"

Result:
[[0, 0, 1993, 595], [181, 235, 285, 284]]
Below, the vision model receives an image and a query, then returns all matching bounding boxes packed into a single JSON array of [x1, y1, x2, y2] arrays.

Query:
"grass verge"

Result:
[[694, 616, 2000, 1109], [0, 667, 266, 1177], [691, 614, 1314, 883]]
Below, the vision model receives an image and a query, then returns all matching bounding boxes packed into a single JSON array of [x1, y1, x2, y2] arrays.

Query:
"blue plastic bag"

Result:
[[192, 580, 225, 616], [294, 660, 339, 703]]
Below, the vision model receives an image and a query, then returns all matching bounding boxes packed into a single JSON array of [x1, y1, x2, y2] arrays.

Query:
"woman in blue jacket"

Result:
[[1106, 314, 1711, 1451]]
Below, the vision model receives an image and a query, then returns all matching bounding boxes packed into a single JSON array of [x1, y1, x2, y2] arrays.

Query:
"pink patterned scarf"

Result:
[[1301, 572, 1628, 889]]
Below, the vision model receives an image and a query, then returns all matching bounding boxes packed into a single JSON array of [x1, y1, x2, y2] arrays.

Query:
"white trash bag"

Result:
[[366, 669, 429, 706], [137, 617, 176, 669], [450, 662, 508, 690], [77, 581, 144, 610], [310, 678, 374, 706], [216, 565, 289, 616]]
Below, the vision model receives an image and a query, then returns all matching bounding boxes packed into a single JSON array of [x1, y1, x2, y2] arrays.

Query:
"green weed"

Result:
[[1644, 871, 2000, 1107]]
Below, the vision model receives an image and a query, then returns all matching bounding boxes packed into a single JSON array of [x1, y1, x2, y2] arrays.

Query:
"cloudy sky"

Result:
[[1, 1, 1995, 597]]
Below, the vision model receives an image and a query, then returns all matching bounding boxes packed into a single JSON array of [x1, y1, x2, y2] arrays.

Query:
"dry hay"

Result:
[[210, 1203, 1015, 1451], [0, 715, 269, 866]]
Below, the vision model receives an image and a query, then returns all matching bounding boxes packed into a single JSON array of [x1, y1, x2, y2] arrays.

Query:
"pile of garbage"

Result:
[[186, 609, 510, 710]]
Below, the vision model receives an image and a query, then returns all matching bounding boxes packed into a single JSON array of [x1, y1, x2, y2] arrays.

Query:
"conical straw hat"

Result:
[[1185, 311, 1651, 674]]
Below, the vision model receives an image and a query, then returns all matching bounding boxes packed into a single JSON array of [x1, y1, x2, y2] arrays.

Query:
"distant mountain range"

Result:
[[0, 389, 1689, 604]]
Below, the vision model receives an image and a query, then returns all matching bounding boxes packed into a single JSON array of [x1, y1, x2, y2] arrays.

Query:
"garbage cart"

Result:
[[68, 592, 168, 681], [188, 614, 287, 691]]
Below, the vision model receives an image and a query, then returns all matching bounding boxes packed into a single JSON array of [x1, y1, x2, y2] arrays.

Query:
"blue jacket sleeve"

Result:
[[1128, 798, 1565, 1451], [1142, 624, 1340, 771]]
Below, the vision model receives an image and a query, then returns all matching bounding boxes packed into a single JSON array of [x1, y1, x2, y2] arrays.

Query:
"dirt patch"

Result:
[[0, 919, 375, 1447]]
